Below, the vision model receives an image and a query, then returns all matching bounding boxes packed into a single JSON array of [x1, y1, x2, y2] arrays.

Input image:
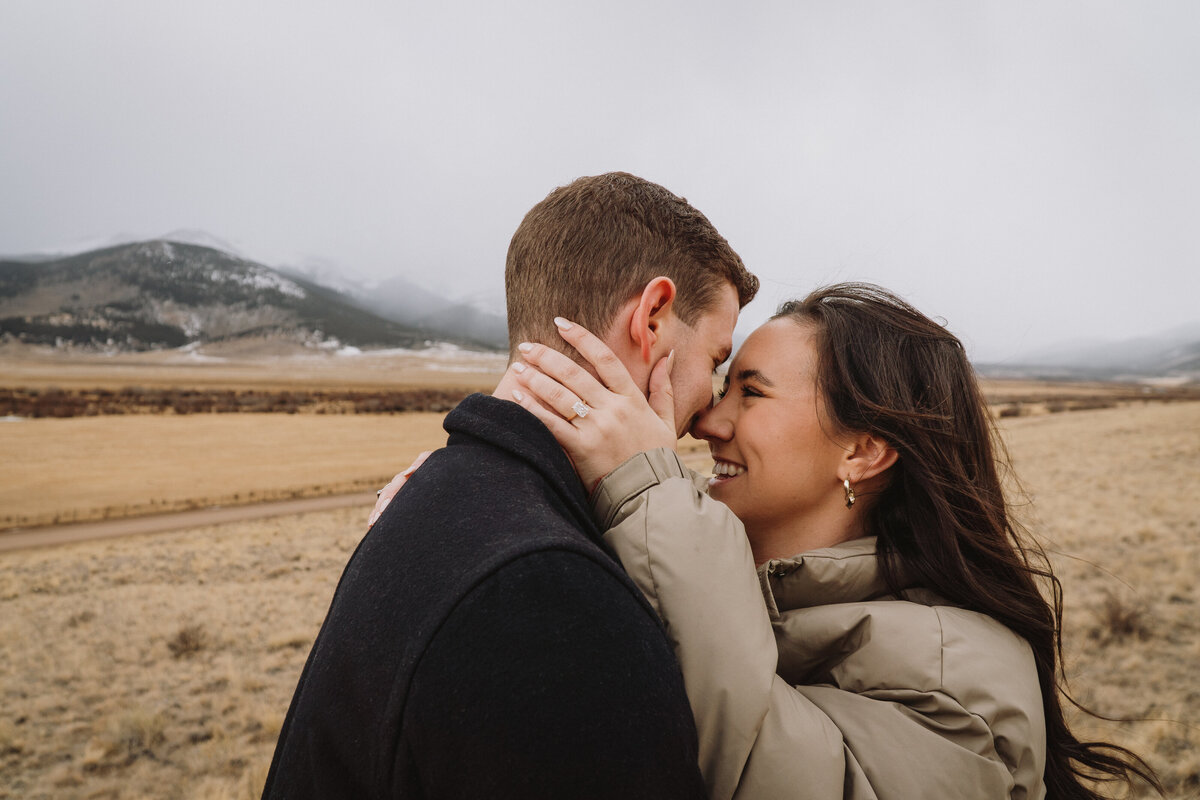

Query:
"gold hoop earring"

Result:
[[843, 478, 856, 509]]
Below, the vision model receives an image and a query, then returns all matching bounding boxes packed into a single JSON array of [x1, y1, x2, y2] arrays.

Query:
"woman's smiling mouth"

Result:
[[711, 460, 746, 480]]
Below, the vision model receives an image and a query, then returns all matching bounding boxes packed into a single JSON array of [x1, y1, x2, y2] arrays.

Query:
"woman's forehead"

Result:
[[729, 319, 818, 384]]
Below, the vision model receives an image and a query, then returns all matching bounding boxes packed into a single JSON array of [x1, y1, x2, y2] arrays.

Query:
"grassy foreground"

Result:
[[0, 402, 1196, 798]]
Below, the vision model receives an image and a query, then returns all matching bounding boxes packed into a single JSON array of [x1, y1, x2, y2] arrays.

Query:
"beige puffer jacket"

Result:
[[592, 449, 1047, 800]]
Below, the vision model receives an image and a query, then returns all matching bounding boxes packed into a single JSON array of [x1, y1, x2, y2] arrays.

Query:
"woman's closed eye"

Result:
[[715, 382, 764, 401]]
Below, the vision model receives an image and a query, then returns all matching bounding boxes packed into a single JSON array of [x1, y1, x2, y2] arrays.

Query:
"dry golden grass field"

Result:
[[2, 346, 1192, 532], [1004, 402, 1200, 799], [0, 350, 1197, 798], [1, 346, 507, 530], [0, 340, 507, 392], [1, 413, 455, 529]]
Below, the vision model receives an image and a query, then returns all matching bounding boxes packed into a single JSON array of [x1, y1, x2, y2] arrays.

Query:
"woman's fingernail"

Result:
[[518, 342, 533, 353], [368, 510, 380, 527], [553, 317, 573, 331], [667, 349, 675, 372], [512, 389, 525, 402], [512, 361, 526, 373]]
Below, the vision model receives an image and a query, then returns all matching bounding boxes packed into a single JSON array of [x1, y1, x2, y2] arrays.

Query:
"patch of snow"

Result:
[[424, 361, 506, 373], [1, 415, 26, 423], [343, 342, 505, 360], [352, 346, 426, 357], [180, 312, 202, 338], [208, 266, 306, 299], [182, 351, 227, 363], [348, 342, 508, 372], [336, 345, 363, 356], [411, 341, 501, 359], [1137, 375, 1194, 388], [301, 332, 342, 351], [167, 342, 226, 362]]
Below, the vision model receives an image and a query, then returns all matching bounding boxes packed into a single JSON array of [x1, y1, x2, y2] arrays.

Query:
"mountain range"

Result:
[[975, 324, 1200, 383], [0, 236, 1194, 383], [0, 239, 508, 352]]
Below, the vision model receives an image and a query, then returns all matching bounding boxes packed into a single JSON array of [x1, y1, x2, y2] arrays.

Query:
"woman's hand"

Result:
[[367, 450, 433, 527], [510, 317, 677, 493]]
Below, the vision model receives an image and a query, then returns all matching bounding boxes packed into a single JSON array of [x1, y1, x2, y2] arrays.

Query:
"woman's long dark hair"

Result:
[[776, 283, 1161, 798]]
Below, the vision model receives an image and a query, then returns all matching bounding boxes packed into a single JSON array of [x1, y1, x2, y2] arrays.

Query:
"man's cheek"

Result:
[[678, 385, 705, 429]]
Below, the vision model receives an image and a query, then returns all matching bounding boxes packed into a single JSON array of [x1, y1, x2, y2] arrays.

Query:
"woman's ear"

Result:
[[844, 433, 898, 483], [628, 277, 677, 364]]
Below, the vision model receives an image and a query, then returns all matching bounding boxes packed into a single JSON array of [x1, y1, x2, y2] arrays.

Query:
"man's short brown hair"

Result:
[[505, 172, 758, 353]]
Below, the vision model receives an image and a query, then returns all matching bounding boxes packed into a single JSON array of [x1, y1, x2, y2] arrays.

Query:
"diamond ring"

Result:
[[571, 400, 591, 419]]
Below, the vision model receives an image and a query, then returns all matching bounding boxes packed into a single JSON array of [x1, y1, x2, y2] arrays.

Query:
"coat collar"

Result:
[[757, 537, 915, 617], [760, 537, 928, 685], [442, 393, 598, 540]]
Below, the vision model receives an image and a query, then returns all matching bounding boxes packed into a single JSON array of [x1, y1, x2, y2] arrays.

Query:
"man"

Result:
[[262, 172, 758, 799]]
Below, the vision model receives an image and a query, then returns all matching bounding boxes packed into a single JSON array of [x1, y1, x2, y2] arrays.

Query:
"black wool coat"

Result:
[[262, 393, 706, 800]]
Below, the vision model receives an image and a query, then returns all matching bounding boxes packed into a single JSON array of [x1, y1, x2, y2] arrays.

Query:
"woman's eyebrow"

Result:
[[735, 368, 774, 387]]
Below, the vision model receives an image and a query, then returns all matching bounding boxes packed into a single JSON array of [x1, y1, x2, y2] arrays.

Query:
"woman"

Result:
[[376, 284, 1158, 799]]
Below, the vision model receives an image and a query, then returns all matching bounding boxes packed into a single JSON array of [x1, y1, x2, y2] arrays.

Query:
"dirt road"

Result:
[[0, 491, 377, 553], [0, 443, 717, 554]]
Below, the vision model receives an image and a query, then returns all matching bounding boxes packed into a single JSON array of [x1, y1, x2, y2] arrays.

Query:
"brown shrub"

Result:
[[1089, 590, 1153, 644], [168, 624, 210, 658]]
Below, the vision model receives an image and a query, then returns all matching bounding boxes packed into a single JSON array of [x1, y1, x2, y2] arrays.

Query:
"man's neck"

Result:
[[491, 368, 523, 404]]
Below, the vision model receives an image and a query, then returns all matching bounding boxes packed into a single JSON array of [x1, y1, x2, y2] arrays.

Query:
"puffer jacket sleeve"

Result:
[[591, 449, 1023, 800], [592, 449, 846, 800]]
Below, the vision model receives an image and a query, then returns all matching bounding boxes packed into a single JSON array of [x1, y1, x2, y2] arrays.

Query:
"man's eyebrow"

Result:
[[736, 368, 774, 387]]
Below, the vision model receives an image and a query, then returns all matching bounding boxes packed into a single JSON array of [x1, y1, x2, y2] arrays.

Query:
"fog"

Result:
[[1, 1, 1197, 360]]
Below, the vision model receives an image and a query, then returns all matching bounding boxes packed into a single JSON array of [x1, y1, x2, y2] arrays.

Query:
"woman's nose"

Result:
[[690, 398, 732, 442]]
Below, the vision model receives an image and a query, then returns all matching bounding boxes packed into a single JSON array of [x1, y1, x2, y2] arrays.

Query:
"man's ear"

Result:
[[843, 433, 898, 484], [628, 277, 677, 364]]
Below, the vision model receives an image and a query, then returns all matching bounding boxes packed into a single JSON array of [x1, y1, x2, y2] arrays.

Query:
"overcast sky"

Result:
[[1, 1, 1196, 360]]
